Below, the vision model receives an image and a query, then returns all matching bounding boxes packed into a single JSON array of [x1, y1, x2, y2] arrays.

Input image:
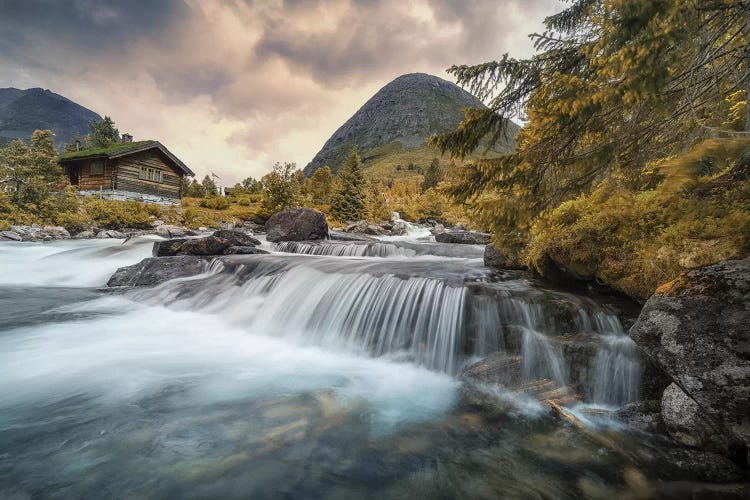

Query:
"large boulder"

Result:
[[435, 230, 491, 245], [630, 258, 750, 458], [265, 208, 328, 242], [42, 226, 70, 240], [153, 238, 188, 257], [615, 400, 664, 433], [107, 256, 207, 287], [213, 229, 261, 247], [174, 236, 230, 256]]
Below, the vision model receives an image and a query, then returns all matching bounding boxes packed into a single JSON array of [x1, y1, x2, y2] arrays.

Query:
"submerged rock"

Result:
[[107, 256, 207, 287], [266, 208, 328, 242], [630, 258, 750, 458], [435, 230, 491, 245], [615, 400, 664, 433]]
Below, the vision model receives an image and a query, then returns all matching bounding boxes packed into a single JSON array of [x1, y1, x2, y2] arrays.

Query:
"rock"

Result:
[[661, 383, 739, 455], [223, 246, 269, 255], [96, 229, 125, 239], [176, 236, 231, 256], [615, 400, 664, 433], [72, 230, 95, 239], [265, 208, 328, 242], [435, 230, 491, 245], [153, 238, 188, 257], [213, 230, 261, 247], [390, 220, 408, 236], [107, 256, 207, 287], [243, 221, 266, 234], [454, 223, 467, 231], [155, 224, 187, 238], [0, 230, 22, 241], [630, 258, 750, 457], [363, 224, 387, 235], [328, 230, 376, 242], [150, 219, 165, 228], [484, 244, 526, 270], [42, 226, 70, 239], [431, 223, 446, 235], [651, 444, 748, 483], [461, 352, 524, 386], [344, 220, 369, 233], [9, 225, 41, 241]]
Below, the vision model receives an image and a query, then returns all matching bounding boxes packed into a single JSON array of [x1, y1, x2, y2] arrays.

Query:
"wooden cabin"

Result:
[[58, 140, 194, 204]]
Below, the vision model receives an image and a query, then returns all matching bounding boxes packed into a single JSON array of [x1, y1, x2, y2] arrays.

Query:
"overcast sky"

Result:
[[0, 0, 560, 184]]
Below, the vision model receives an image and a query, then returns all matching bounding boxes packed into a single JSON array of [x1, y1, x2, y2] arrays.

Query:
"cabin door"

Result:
[[69, 167, 79, 186]]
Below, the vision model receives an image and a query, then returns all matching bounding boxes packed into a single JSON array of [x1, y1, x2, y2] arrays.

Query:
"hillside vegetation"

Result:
[[433, 0, 750, 300]]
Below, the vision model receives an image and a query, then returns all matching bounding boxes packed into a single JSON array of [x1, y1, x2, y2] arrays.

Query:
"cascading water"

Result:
[[0, 230, 660, 498]]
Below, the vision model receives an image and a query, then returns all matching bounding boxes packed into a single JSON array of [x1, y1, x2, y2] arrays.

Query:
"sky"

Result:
[[0, 0, 561, 185]]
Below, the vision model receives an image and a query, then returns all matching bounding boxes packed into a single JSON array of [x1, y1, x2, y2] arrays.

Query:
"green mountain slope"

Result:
[[304, 73, 519, 177]]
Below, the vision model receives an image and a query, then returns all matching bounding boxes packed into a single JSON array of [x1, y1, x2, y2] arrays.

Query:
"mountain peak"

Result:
[[304, 73, 493, 175]]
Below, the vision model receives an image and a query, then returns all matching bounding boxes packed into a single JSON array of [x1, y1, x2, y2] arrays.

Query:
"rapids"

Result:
[[0, 226, 692, 498]]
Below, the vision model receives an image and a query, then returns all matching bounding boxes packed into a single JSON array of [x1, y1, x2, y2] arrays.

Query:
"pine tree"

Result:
[[89, 116, 120, 148], [421, 158, 442, 192], [330, 150, 366, 222], [431, 0, 750, 235]]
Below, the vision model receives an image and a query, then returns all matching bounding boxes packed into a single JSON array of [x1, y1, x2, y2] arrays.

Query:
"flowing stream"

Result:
[[0, 227, 693, 498]]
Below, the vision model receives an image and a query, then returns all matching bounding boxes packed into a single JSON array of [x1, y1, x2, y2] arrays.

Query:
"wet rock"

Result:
[[390, 220, 409, 236], [155, 224, 188, 238], [96, 229, 125, 239], [435, 230, 491, 245], [176, 236, 231, 256], [615, 400, 664, 433], [213, 229, 261, 247], [661, 383, 740, 456], [0, 230, 22, 241], [72, 230, 96, 239], [266, 208, 328, 242], [107, 256, 207, 287], [243, 221, 266, 234], [431, 223, 446, 235], [630, 258, 750, 456], [223, 246, 269, 255], [484, 244, 526, 270], [461, 352, 524, 386], [152, 238, 188, 257]]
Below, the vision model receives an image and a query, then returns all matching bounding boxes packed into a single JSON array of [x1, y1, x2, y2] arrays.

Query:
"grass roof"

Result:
[[58, 140, 155, 161]]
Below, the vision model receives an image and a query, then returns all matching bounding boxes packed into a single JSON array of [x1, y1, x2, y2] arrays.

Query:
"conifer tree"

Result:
[[89, 116, 120, 148], [330, 150, 366, 221], [421, 158, 442, 192], [309, 166, 333, 204]]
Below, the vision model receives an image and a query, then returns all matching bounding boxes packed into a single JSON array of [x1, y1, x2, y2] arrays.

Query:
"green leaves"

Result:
[[330, 150, 366, 222]]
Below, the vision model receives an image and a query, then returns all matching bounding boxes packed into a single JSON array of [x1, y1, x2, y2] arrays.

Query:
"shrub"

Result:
[[199, 196, 230, 210], [84, 198, 152, 229]]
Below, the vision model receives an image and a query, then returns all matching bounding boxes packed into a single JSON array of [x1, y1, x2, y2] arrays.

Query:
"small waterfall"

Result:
[[578, 309, 642, 405], [521, 328, 568, 387], [273, 241, 416, 258]]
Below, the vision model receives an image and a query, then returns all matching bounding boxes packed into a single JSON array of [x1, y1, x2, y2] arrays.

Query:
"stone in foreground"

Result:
[[630, 258, 750, 459], [265, 208, 328, 242], [107, 256, 208, 287]]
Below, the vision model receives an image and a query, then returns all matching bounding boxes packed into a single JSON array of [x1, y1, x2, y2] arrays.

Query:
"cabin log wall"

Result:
[[76, 159, 115, 191], [114, 151, 182, 199]]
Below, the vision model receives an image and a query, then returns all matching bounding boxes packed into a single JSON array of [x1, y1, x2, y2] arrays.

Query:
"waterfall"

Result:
[[578, 309, 642, 405], [273, 241, 417, 257]]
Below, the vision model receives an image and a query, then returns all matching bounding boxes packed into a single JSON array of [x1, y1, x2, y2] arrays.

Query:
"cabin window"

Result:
[[139, 166, 163, 183], [90, 161, 104, 176]]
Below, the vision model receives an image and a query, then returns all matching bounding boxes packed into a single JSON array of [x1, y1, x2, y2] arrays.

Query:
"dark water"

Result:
[[0, 234, 736, 498]]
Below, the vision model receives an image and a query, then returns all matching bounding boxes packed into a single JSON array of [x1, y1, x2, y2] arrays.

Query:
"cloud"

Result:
[[0, 0, 562, 184]]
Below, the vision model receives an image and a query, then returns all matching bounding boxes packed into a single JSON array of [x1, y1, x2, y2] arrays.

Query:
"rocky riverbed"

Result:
[[0, 208, 747, 497]]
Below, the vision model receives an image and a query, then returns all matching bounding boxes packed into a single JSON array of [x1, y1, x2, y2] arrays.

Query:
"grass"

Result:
[[58, 140, 154, 160]]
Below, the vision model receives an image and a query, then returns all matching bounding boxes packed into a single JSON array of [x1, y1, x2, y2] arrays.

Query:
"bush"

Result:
[[199, 196, 230, 210], [236, 196, 252, 206], [84, 198, 152, 229]]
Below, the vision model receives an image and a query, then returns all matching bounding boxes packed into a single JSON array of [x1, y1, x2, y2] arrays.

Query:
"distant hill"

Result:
[[0, 88, 101, 150], [304, 73, 519, 177]]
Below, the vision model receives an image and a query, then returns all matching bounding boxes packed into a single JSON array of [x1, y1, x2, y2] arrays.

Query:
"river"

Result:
[[0, 229, 710, 498]]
